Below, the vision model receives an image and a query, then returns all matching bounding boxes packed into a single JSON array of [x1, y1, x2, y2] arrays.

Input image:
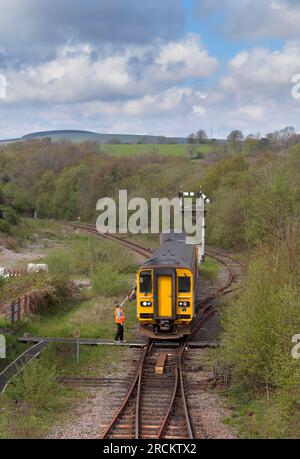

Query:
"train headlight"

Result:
[[141, 301, 152, 307], [179, 301, 190, 307]]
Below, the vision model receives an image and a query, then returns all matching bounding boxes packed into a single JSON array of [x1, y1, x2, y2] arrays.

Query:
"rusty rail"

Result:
[[72, 223, 242, 439]]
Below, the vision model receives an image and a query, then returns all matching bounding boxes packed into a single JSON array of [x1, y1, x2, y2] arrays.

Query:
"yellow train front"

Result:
[[137, 233, 198, 339]]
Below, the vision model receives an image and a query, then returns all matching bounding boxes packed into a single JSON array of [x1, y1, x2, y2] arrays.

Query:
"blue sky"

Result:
[[0, 0, 300, 139], [183, 0, 285, 64]]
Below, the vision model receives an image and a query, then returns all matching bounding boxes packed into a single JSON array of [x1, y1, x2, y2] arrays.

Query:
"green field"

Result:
[[100, 143, 213, 157]]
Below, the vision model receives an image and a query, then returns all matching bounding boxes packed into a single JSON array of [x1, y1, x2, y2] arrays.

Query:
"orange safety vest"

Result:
[[114, 307, 125, 324]]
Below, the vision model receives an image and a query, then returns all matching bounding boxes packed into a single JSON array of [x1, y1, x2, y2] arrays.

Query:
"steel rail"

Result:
[[156, 364, 179, 438], [100, 344, 149, 439], [100, 339, 155, 439], [135, 363, 143, 439], [72, 223, 242, 439], [157, 306, 218, 439]]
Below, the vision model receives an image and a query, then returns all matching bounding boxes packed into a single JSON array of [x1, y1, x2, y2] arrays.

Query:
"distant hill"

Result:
[[0, 129, 228, 145], [0, 129, 187, 145]]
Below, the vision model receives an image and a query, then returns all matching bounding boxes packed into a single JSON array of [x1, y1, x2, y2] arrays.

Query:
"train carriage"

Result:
[[137, 233, 198, 339]]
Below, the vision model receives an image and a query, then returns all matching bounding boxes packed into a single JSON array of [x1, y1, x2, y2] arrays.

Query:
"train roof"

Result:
[[141, 233, 195, 270]]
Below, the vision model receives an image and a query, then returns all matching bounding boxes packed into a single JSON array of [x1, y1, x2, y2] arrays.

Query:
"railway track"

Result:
[[99, 339, 195, 440], [72, 223, 242, 439]]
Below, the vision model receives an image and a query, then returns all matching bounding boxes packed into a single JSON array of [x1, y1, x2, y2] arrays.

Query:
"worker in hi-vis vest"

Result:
[[114, 303, 125, 343]]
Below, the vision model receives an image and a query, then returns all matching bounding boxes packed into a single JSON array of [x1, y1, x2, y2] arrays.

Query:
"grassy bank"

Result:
[[199, 256, 220, 279], [0, 223, 139, 438], [220, 241, 300, 438], [0, 340, 129, 438]]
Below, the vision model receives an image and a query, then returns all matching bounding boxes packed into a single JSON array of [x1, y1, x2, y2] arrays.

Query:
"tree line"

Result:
[[187, 125, 300, 148]]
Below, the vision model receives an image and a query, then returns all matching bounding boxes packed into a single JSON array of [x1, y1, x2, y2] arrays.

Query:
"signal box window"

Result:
[[178, 276, 191, 293], [140, 271, 152, 294]]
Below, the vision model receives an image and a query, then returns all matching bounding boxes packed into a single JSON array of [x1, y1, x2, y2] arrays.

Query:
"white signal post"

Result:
[[199, 191, 210, 263], [178, 189, 210, 263]]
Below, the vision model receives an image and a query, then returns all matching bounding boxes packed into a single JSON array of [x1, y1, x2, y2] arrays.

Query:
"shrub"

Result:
[[7, 358, 58, 410], [221, 244, 300, 400], [91, 264, 130, 296], [2, 207, 20, 226], [199, 257, 220, 279], [0, 219, 11, 234]]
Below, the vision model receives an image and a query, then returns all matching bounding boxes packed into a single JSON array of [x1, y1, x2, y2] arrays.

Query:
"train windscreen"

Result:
[[178, 276, 191, 293], [140, 271, 152, 293]]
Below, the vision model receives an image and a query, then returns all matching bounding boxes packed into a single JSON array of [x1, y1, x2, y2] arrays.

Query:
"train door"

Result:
[[157, 275, 172, 317]]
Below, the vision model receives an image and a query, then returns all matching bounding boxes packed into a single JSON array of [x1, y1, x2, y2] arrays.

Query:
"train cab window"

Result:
[[140, 271, 152, 294], [178, 276, 191, 293]]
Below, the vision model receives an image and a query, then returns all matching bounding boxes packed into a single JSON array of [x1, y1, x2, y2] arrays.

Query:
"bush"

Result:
[[221, 244, 300, 400], [44, 236, 134, 279], [7, 358, 58, 410], [91, 264, 130, 296], [0, 219, 11, 234], [2, 207, 20, 226], [199, 257, 220, 279]]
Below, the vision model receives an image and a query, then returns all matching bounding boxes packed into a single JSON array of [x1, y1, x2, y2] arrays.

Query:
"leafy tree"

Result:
[[196, 129, 208, 144], [227, 129, 244, 142], [105, 138, 122, 145], [187, 133, 197, 144]]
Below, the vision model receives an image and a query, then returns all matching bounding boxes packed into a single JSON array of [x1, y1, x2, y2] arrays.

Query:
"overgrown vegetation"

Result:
[[0, 138, 223, 222], [198, 256, 219, 279], [0, 206, 20, 234], [0, 238, 137, 438], [214, 148, 300, 437], [0, 341, 123, 439], [0, 273, 68, 305], [1, 135, 300, 438], [44, 235, 135, 297]]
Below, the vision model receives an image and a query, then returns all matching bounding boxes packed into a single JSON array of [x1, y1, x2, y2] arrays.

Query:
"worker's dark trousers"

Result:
[[115, 323, 124, 341]]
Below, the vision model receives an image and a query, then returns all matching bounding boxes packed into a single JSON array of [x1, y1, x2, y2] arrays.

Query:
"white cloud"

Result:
[[192, 105, 206, 116], [76, 86, 204, 119], [1, 28, 300, 140], [202, 41, 300, 136], [155, 34, 218, 80], [4, 35, 218, 105], [217, 42, 300, 98], [238, 105, 265, 119]]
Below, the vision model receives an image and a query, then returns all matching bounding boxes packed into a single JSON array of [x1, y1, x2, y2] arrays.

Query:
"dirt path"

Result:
[[0, 245, 47, 269]]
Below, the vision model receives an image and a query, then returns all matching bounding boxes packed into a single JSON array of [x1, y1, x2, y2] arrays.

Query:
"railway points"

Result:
[[71, 223, 242, 439], [2, 222, 242, 439]]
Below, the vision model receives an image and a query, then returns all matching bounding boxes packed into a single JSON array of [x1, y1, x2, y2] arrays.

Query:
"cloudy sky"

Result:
[[0, 0, 300, 139]]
